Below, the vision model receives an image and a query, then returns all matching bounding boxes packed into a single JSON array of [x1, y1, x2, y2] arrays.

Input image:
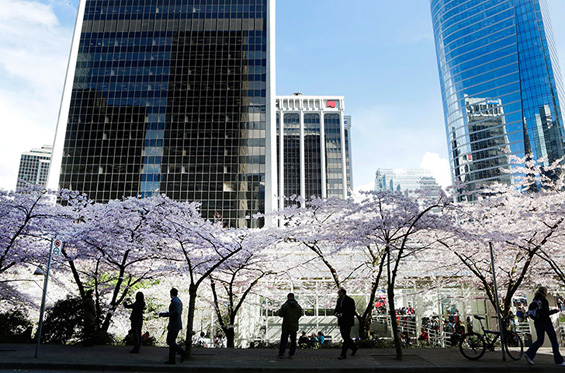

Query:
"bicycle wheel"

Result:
[[504, 331, 524, 360], [459, 332, 486, 360]]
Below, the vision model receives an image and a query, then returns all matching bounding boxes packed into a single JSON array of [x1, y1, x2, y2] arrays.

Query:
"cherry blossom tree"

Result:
[[209, 232, 275, 348], [352, 189, 451, 360], [0, 186, 80, 303], [150, 199, 248, 358], [59, 195, 168, 333], [440, 157, 565, 318], [269, 196, 386, 340]]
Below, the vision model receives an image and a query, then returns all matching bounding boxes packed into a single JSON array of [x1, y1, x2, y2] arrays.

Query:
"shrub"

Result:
[[40, 296, 83, 344], [0, 309, 33, 343]]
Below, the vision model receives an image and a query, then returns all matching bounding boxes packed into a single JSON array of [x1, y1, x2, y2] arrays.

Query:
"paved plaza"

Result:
[[0, 343, 562, 372]]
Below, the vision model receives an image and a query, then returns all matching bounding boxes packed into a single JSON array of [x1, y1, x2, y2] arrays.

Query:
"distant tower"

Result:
[[276, 94, 352, 208], [48, 0, 276, 228], [431, 0, 565, 200], [16, 145, 52, 191], [374, 168, 440, 197]]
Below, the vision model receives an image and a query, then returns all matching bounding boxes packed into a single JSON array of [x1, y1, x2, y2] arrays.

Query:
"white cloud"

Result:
[[0, 0, 73, 191], [419, 152, 451, 189], [350, 104, 448, 189], [0, 1, 58, 28]]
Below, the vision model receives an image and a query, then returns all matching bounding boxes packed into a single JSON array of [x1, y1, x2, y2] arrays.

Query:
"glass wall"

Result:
[[324, 113, 344, 198], [59, 0, 269, 227], [304, 113, 322, 198], [431, 0, 565, 199], [282, 113, 300, 206]]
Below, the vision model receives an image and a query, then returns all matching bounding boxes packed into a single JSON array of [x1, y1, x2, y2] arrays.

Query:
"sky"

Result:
[[0, 0, 564, 192]]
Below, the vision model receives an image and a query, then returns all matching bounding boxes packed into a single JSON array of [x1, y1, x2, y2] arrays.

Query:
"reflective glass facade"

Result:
[[51, 0, 274, 228], [431, 0, 565, 200]]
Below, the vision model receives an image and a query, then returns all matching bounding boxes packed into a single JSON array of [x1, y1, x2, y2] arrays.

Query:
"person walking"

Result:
[[275, 293, 303, 358], [159, 288, 187, 364], [124, 291, 145, 353], [82, 289, 97, 347], [524, 286, 565, 366], [334, 287, 358, 359]]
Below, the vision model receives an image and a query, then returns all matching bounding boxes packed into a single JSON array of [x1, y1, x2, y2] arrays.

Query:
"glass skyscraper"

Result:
[[48, 0, 276, 228], [431, 0, 565, 200]]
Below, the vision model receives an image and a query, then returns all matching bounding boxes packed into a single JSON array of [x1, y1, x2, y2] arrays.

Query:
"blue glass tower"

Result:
[[431, 0, 565, 199], [49, 0, 276, 228]]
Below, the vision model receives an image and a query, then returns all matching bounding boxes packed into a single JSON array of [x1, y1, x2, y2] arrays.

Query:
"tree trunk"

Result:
[[185, 284, 197, 359], [224, 326, 235, 348], [358, 314, 372, 340], [101, 310, 114, 332], [388, 284, 402, 360]]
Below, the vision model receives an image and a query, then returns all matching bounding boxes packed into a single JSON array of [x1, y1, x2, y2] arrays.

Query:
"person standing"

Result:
[[83, 289, 97, 347], [124, 291, 145, 353], [275, 293, 303, 358], [334, 287, 358, 359], [524, 286, 565, 366], [159, 288, 187, 364]]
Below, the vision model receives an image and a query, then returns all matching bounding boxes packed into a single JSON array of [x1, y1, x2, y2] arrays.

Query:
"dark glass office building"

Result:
[[276, 94, 352, 208], [49, 0, 276, 228], [431, 0, 565, 199]]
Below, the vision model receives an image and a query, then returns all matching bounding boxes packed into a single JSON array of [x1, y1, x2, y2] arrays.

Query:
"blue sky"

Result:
[[0, 0, 564, 191]]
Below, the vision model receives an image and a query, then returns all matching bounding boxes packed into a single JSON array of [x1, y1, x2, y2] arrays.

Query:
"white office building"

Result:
[[276, 93, 352, 208]]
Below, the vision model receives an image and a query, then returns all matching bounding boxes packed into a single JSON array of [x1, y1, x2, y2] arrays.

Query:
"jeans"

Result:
[[526, 323, 564, 364], [83, 322, 95, 346], [279, 331, 297, 356], [339, 325, 356, 357], [166, 329, 186, 362], [130, 320, 143, 352]]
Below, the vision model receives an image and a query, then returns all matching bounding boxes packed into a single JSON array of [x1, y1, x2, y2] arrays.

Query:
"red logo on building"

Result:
[[326, 100, 336, 108]]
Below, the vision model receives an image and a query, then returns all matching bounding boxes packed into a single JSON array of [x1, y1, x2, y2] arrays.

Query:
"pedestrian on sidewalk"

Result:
[[334, 287, 358, 360], [275, 293, 303, 358], [524, 286, 565, 366], [124, 291, 145, 353], [158, 288, 187, 364], [82, 289, 97, 347]]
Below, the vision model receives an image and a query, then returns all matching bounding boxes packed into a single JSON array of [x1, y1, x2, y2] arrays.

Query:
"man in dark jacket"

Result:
[[275, 293, 303, 358], [334, 287, 358, 359], [159, 288, 187, 364], [83, 289, 97, 347], [524, 286, 565, 366]]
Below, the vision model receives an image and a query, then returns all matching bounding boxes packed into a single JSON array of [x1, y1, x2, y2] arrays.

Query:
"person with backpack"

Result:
[[275, 293, 304, 358], [524, 286, 565, 366]]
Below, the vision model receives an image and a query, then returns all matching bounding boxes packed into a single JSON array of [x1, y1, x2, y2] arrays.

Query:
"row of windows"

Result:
[[82, 17, 265, 34], [432, 0, 509, 37], [85, 3, 266, 15]]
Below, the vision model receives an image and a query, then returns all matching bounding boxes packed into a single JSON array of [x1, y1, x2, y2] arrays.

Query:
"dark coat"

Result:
[[335, 295, 356, 328], [124, 300, 145, 322], [531, 293, 559, 325], [83, 297, 96, 326], [276, 299, 303, 334], [162, 296, 183, 331]]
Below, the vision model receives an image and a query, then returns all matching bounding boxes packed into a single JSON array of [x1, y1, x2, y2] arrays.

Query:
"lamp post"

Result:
[[489, 242, 506, 361], [34, 238, 62, 358]]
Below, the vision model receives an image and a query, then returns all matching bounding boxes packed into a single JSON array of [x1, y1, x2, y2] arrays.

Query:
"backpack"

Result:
[[527, 299, 542, 320]]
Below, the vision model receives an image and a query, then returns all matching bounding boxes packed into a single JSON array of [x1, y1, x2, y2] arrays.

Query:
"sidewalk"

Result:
[[0, 343, 560, 372]]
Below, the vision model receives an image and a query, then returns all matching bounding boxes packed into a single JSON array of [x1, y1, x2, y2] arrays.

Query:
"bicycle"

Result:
[[459, 315, 523, 360]]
